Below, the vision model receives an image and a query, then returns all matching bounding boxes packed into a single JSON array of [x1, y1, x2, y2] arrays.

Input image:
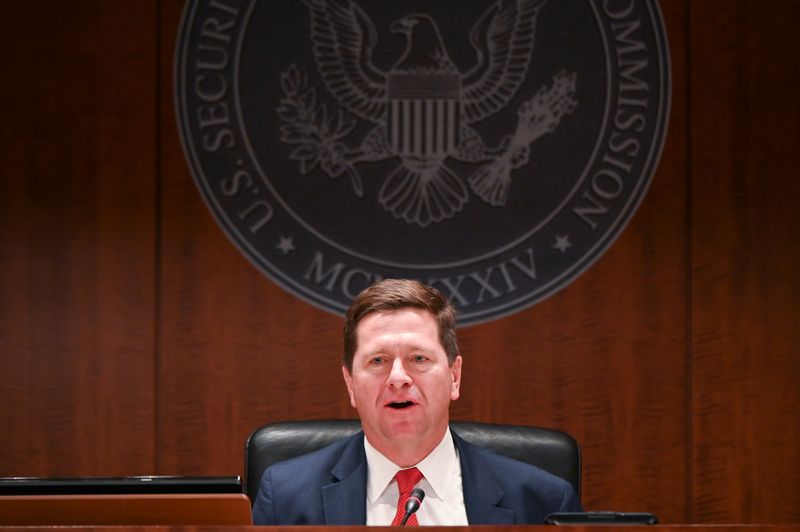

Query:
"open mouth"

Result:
[[387, 401, 415, 409]]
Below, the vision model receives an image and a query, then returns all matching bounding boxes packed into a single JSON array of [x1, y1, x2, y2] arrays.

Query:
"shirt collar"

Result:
[[364, 426, 459, 504]]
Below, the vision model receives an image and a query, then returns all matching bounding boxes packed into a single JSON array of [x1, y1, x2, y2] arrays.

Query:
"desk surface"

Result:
[[2, 526, 800, 531], [0, 524, 800, 532], [0, 494, 797, 529]]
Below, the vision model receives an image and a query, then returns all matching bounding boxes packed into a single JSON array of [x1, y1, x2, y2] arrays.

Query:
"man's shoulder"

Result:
[[453, 430, 582, 519], [453, 430, 575, 491], [266, 431, 363, 479], [252, 431, 366, 525]]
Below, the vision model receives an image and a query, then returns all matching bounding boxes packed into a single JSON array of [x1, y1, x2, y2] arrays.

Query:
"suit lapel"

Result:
[[454, 431, 517, 525], [322, 432, 368, 525]]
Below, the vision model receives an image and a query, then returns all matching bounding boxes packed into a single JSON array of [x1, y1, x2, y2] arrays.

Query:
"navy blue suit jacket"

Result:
[[252, 429, 581, 525]]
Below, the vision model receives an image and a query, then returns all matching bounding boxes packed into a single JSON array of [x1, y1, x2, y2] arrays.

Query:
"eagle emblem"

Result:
[[277, 0, 577, 227]]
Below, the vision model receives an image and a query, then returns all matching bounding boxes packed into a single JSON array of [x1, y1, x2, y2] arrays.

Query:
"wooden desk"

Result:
[[0, 526, 798, 531], [0, 493, 252, 526]]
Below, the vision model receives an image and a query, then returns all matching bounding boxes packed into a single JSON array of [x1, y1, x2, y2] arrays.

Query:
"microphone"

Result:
[[400, 488, 425, 525]]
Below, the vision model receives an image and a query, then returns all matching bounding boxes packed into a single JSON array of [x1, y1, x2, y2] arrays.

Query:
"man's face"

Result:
[[342, 308, 462, 463]]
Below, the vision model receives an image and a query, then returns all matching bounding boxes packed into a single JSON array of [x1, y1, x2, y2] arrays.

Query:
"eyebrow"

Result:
[[363, 342, 437, 356]]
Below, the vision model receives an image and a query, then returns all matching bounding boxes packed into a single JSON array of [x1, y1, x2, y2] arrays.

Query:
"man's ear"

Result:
[[450, 355, 462, 401], [342, 365, 357, 408]]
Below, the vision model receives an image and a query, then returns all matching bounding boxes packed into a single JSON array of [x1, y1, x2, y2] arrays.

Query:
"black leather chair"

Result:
[[244, 419, 581, 504]]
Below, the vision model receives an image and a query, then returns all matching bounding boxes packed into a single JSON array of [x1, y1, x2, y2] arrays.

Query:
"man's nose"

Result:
[[386, 358, 412, 387]]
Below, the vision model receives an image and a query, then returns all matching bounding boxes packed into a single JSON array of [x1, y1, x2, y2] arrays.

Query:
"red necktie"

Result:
[[391, 467, 424, 526]]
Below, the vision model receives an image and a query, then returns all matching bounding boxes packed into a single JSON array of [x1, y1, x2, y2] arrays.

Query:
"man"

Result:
[[252, 279, 581, 525]]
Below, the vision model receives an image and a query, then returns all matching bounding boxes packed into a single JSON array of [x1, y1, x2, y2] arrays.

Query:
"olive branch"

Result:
[[469, 71, 578, 206], [277, 65, 364, 196]]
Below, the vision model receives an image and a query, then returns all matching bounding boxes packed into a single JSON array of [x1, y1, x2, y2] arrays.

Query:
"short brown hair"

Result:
[[343, 279, 459, 372]]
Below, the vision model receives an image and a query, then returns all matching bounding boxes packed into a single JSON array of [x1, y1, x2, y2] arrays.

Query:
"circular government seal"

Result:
[[175, 0, 670, 325]]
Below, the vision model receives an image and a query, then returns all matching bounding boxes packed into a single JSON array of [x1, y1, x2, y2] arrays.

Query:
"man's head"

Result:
[[341, 279, 462, 466], [343, 279, 459, 372]]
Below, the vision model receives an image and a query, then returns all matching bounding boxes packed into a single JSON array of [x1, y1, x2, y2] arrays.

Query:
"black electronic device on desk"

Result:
[[0, 475, 242, 495], [546, 511, 659, 525]]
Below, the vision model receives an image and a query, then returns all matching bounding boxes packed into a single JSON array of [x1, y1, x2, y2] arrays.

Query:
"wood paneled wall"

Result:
[[1, 2, 157, 476], [1, 0, 797, 524], [690, 1, 800, 522]]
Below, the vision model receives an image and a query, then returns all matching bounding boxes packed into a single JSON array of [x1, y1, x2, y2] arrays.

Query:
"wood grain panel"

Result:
[[690, 1, 800, 523], [0, 3, 157, 475]]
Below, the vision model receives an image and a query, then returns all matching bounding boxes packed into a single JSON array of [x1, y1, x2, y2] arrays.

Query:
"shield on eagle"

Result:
[[387, 73, 462, 159]]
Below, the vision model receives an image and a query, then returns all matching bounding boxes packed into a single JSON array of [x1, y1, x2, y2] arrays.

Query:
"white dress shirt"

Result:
[[363, 427, 469, 526]]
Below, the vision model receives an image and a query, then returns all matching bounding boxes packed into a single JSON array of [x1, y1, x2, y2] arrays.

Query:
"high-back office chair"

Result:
[[244, 420, 581, 504]]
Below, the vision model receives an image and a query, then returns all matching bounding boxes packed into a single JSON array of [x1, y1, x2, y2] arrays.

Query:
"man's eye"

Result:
[[413, 355, 427, 362], [370, 357, 384, 365]]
